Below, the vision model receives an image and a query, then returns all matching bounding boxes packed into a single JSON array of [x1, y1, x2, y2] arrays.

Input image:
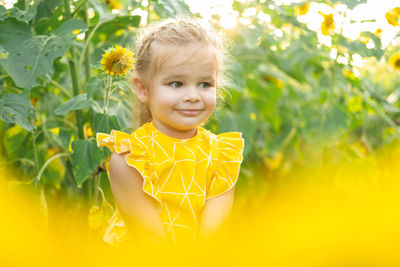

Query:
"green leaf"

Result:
[[227, 61, 245, 92], [33, 5, 64, 35], [89, 0, 114, 23], [70, 139, 104, 187], [0, 18, 32, 53], [332, 0, 367, 9], [0, 93, 36, 132], [0, 18, 87, 90], [55, 94, 92, 115], [3, 124, 30, 159], [86, 77, 103, 100], [0, 5, 8, 21], [48, 127, 73, 151], [96, 15, 141, 36], [92, 112, 120, 134], [153, 0, 192, 17], [10, 6, 37, 22], [33, 0, 62, 23]]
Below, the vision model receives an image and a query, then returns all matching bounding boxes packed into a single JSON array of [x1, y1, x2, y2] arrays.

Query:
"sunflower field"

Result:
[[1, 0, 400, 265]]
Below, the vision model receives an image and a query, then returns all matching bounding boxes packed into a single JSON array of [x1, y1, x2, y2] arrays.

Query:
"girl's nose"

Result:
[[183, 86, 200, 102]]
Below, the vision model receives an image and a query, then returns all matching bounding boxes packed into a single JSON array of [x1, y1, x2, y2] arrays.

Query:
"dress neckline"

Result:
[[148, 121, 200, 143]]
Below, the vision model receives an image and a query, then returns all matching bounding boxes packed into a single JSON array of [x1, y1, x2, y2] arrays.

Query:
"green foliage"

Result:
[[55, 94, 92, 115], [70, 138, 105, 187], [92, 112, 120, 134], [0, 17, 87, 90], [0, 93, 36, 132]]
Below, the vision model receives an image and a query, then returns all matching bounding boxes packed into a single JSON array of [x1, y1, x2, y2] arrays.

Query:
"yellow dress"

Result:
[[96, 121, 244, 246]]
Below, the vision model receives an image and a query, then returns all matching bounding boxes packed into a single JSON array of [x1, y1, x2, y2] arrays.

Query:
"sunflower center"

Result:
[[112, 60, 126, 71], [395, 59, 400, 68]]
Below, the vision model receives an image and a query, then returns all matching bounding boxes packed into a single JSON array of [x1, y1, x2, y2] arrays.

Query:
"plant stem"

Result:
[[64, 0, 84, 140], [93, 173, 101, 205], [40, 186, 49, 228], [63, 0, 71, 17], [33, 153, 69, 186], [78, 21, 101, 75], [81, 1, 91, 84], [32, 131, 39, 176], [71, 0, 89, 17], [103, 75, 112, 114]]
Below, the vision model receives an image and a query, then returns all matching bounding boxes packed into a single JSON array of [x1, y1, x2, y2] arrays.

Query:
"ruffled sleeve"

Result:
[[96, 130, 162, 206], [206, 132, 244, 200]]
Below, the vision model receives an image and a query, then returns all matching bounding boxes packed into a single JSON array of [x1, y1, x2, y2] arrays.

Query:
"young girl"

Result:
[[96, 18, 244, 247]]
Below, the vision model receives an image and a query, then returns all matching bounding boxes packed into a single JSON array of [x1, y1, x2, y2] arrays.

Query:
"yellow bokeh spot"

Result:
[[343, 69, 355, 80], [99, 33, 107, 42], [69, 135, 75, 153], [53, 87, 60, 95], [385, 7, 400, 26], [264, 152, 283, 170], [295, 2, 311, 16], [49, 127, 60, 136], [250, 113, 256, 121], [320, 12, 335, 36], [375, 28, 382, 37], [347, 95, 363, 113], [115, 29, 124, 37], [72, 29, 80, 35], [263, 75, 284, 89], [84, 123, 94, 139]]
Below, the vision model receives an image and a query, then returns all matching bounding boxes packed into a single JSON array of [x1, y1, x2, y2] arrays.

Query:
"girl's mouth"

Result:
[[175, 109, 203, 117]]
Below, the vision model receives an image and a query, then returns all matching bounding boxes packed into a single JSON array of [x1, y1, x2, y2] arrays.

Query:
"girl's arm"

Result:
[[108, 151, 167, 243], [197, 187, 235, 241]]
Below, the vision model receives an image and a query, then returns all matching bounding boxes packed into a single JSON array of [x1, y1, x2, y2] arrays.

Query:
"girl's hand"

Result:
[[196, 187, 235, 243]]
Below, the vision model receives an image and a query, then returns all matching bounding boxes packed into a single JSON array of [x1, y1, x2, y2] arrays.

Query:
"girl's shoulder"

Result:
[[200, 127, 245, 200], [197, 127, 244, 149], [96, 122, 152, 154]]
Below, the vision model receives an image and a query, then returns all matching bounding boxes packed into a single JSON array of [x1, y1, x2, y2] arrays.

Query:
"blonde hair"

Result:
[[130, 18, 231, 128]]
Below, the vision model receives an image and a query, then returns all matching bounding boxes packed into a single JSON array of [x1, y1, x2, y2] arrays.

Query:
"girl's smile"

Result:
[[174, 109, 204, 117]]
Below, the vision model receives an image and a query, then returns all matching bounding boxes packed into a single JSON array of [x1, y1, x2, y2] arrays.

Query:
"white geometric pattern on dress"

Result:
[[96, 121, 244, 245]]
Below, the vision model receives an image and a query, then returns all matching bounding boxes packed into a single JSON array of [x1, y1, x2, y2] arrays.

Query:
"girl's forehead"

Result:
[[150, 42, 218, 73]]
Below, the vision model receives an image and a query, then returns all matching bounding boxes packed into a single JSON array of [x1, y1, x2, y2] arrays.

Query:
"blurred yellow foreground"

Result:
[[2, 144, 400, 267]]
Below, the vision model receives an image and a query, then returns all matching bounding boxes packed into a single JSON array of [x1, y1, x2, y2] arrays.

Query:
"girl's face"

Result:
[[140, 43, 217, 139]]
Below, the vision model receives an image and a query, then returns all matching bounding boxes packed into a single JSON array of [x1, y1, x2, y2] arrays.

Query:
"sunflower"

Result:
[[105, 0, 121, 10], [374, 28, 382, 37], [385, 7, 400, 26], [295, 2, 311, 16], [389, 52, 400, 70], [320, 12, 335, 36], [100, 45, 134, 76]]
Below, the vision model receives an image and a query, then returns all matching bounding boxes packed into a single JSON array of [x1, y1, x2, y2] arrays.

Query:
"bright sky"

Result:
[[184, 0, 400, 48], [2, 0, 400, 49]]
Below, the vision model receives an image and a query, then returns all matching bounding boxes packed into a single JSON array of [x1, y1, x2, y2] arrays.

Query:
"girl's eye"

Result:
[[169, 82, 182, 88], [199, 82, 211, 88]]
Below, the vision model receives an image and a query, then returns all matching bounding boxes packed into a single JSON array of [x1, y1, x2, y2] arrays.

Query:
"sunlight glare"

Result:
[[221, 15, 238, 29]]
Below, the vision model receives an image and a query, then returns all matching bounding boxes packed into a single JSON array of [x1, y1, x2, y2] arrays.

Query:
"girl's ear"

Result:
[[133, 77, 148, 103]]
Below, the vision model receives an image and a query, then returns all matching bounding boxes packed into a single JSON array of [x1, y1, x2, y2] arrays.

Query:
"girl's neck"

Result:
[[152, 120, 198, 140]]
